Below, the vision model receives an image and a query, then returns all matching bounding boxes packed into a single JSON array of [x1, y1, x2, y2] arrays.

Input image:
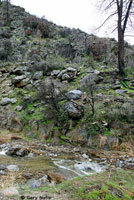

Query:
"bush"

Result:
[[38, 79, 69, 128], [23, 15, 51, 38]]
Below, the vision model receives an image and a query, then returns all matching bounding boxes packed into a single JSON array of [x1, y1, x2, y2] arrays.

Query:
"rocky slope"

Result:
[[0, 1, 134, 150]]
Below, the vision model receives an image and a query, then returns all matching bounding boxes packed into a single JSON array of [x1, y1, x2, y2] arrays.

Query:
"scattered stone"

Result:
[[0, 97, 17, 105], [33, 71, 43, 80], [7, 165, 19, 172], [67, 90, 82, 100], [11, 75, 26, 84], [10, 98, 17, 104], [100, 65, 107, 69], [1, 187, 19, 197], [115, 159, 123, 168], [62, 73, 70, 81], [6, 144, 29, 157], [15, 105, 23, 111], [16, 78, 30, 87], [11, 66, 28, 75], [66, 67, 76, 72], [82, 153, 89, 159], [113, 85, 121, 89], [94, 70, 100, 75], [51, 70, 60, 76], [0, 164, 6, 170], [0, 98, 12, 106], [30, 175, 48, 189], [0, 170, 6, 175], [80, 73, 97, 87], [86, 67, 94, 73], [27, 152, 34, 158], [116, 89, 127, 95]]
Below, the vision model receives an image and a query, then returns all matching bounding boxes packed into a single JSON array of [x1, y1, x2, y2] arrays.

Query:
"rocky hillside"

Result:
[[0, 1, 134, 149]]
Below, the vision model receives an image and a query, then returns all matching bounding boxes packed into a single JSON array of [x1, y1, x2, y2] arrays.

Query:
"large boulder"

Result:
[[80, 73, 97, 88], [64, 102, 84, 119], [6, 144, 29, 157], [66, 124, 88, 144], [10, 66, 28, 75], [11, 75, 26, 84], [8, 116, 23, 132], [67, 90, 82, 100]]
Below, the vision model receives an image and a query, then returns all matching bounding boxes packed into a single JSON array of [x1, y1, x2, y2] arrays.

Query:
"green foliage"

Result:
[[83, 55, 98, 69], [46, 138, 52, 143], [46, 54, 66, 70], [18, 103, 44, 124], [124, 66, 134, 78], [60, 135, 71, 140]]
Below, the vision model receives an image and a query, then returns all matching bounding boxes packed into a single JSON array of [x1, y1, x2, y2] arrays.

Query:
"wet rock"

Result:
[[67, 90, 82, 100], [47, 172, 65, 183], [0, 144, 11, 154], [0, 170, 6, 175], [115, 159, 123, 168], [0, 164, 6, 170], [16, 148, 27, 156], [82, 153, 89, 159], [6, 144, 29, 157], [27, 152, 34, 158], [7, 165, 19, 172]]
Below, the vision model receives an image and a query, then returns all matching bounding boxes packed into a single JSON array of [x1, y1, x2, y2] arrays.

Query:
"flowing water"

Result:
[[0, 147, 105, 180]]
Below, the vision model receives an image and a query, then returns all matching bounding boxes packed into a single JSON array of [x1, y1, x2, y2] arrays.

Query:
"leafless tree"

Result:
[[1, 0, 11, 23], [98, 0, 134, 77], [5, 0, 10, 23]]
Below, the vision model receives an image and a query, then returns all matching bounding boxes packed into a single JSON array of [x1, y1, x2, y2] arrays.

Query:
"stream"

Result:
[[0, 141, 106, 184], [0, 139, 134, 187]]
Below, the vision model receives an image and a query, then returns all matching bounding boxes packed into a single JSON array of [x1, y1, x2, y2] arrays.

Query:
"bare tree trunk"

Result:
[[117, 0, 125, 77], [118, 22, 125, 77]]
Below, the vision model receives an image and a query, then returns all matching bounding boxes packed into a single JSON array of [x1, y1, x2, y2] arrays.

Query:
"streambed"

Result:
[[0, 142, 106, 184], [0, 139, 134, 187]]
